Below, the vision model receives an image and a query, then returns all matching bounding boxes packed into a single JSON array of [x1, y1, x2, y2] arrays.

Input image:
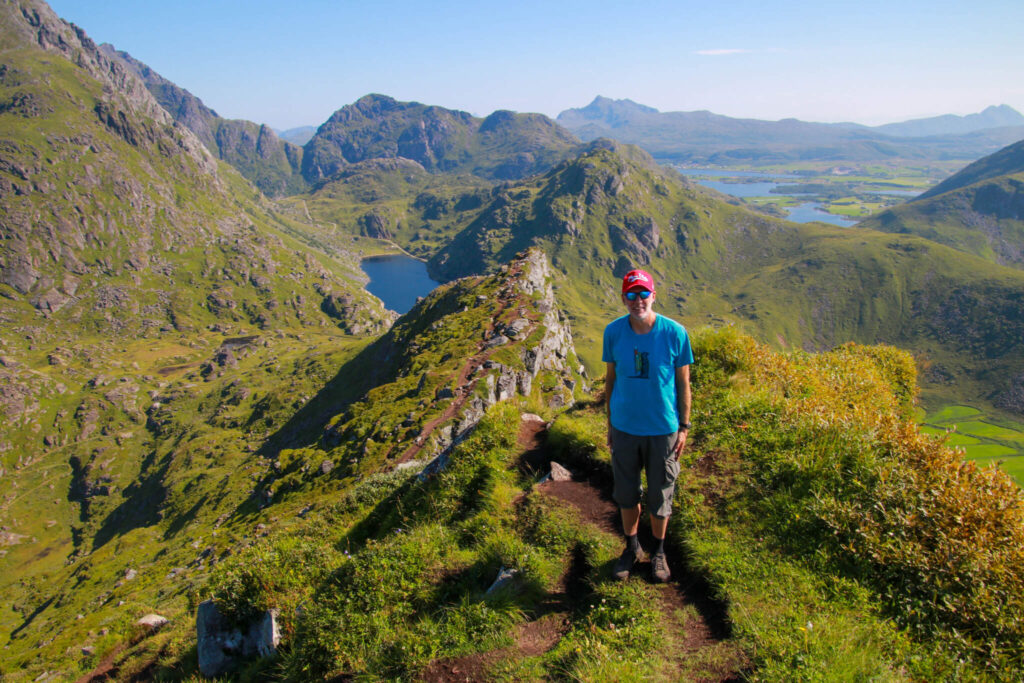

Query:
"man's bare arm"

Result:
[[672, 364, 691, 457]]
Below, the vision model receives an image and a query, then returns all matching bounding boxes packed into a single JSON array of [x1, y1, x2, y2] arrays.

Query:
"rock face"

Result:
[[196, 600, 279, 678], [301, 94, 579, 183], [419, 249, 583, 477]]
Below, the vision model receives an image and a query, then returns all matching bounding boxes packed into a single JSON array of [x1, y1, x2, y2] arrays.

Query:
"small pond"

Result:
[[360, 253, 441, 314]]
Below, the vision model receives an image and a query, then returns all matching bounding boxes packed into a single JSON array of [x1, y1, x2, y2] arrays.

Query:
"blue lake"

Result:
[[676, 167, 860, 227], [699, 179, 784, 198], [360, 253, 441, 314], [785, 203, 858, 227]]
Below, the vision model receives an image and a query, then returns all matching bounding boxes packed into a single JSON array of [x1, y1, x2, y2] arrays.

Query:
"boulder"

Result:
[[136, 613, 168, 630], [549, 461, 573, 482], [486, 566, 519, 595], [196, 600, 279, 678]]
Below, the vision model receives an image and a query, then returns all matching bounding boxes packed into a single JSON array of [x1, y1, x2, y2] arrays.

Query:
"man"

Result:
[[602, 269, 693, 583]]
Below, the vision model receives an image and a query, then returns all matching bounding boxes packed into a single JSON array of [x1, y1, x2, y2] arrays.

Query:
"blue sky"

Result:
[[48, 0, 1024, 131]]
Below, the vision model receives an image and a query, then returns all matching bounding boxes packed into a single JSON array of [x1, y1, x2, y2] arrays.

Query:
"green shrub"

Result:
[[690, 328, 1024, 676]]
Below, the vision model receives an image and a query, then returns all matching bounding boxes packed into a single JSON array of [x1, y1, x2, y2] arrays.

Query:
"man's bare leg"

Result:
[[621, 504, 641, 536]]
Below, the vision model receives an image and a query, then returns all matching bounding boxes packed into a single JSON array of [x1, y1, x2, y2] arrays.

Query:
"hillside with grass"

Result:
[[0, 1, 393, 676], [0, 243, 587, 680], [4, 1, 1024, 679], [287, 131, 1024, 414], [34, 323, 1022, 681], [860, 138, 1024, 267], [381, 143, 1024, 418]]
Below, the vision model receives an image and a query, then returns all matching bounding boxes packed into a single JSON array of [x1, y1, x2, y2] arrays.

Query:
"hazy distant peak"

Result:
[[874, 105, 1024, 138], [587, 95, 659, 113]]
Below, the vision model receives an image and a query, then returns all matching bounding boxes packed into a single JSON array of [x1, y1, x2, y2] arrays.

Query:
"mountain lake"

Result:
[[361, 253, 442, 314], [677, 168, 860, 227]]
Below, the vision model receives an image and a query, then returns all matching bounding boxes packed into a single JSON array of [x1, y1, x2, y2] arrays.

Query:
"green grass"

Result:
[[966, 445, 1019, 458], [921, 405, 1024, 483], [972, 455, 1024, 482], [929, 405, 983, 422], [950, 421, 1024, 440], [680, 328, 1024, 679]]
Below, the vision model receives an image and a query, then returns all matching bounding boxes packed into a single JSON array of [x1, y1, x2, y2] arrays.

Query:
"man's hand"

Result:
[[672, 428, 688, 460]]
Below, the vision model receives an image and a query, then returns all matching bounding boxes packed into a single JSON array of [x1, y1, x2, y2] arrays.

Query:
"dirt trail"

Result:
[[396, 269, 528, 466], [419, 419, 747, 682]]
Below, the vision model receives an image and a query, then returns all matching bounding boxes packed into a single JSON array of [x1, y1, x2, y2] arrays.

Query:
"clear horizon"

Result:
[[47, 0, 1024, 131]]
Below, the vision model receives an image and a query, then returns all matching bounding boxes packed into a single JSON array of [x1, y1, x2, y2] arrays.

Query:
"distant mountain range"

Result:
[[556, 96, 1024, 164], [103, 45, 583, 193], [302, 94, 580, 183], [874, 104, 1024, 137], [277, 125, 317, 146]]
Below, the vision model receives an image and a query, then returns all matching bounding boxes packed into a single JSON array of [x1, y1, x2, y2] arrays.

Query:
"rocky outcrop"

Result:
[[196, 600, 279, 678], [104, 42, 310, 198], [359, 209, 395, 240], [419, 249, 584, 477], [2, 0, 215, 173]]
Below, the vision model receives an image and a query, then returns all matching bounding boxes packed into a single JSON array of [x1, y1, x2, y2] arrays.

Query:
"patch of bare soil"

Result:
[[538, 479, 619, 536]]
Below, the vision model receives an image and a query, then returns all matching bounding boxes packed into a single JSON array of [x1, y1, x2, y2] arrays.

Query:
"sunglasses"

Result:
[[625, 290, 652, 301]]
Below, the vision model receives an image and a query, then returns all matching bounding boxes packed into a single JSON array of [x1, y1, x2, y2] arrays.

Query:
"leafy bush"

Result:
[[690, 327, 1024, 676], [209, 535, 343, 628]]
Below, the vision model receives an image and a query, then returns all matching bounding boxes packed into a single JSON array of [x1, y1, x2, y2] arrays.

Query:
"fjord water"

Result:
[[678, 168, 858, 227], [360, 253, 441, 314]]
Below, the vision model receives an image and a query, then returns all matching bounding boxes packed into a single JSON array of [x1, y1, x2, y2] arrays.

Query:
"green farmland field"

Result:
[[922, 405, 1024, 485]]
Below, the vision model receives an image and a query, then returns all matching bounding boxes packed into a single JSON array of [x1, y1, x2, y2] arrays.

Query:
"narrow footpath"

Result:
[[420, 416, 747, 682]]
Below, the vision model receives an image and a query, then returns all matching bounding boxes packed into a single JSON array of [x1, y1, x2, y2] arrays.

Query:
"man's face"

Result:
[[622, 288, 655, 319]]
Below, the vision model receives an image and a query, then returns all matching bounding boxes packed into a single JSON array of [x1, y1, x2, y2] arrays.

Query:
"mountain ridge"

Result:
[[302, 93, 581, 184], [98, 44, 308, 198], [859, 137, 1024, 267], [3, 0, 1024, 678], [557, 96, 1024, 163]]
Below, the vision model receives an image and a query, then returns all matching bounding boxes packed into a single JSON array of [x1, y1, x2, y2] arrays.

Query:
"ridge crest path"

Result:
[[419, 416, 747, 682]]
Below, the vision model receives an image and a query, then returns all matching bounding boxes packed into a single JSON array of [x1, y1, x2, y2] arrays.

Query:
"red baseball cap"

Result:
[[621, 269, 655, 294]]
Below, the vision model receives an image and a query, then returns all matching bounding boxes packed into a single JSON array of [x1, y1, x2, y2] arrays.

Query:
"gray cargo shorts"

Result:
[[609, 426, 680, 517]]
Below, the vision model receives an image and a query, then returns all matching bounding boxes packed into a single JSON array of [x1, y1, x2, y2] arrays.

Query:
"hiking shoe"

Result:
[[612, 548, 637, 581], [651, 552, 671, 583]]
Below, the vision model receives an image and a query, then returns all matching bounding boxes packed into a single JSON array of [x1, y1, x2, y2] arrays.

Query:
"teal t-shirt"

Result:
[[602, 314, 694, 436]]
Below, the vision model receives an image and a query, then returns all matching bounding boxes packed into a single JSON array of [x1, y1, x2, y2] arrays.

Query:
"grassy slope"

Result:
[[0, 6, 392, 676], [0, 247, 582, 679], [410, 147, 1024, 414], [292, 140, 1024, 424], [78, 328, 1024, 682], [859, 138, 1024, 268]]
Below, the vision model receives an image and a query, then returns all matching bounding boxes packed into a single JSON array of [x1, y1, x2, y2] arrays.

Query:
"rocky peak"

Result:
[[2, 0, 215, 173], [316, 249, 584, 481]]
